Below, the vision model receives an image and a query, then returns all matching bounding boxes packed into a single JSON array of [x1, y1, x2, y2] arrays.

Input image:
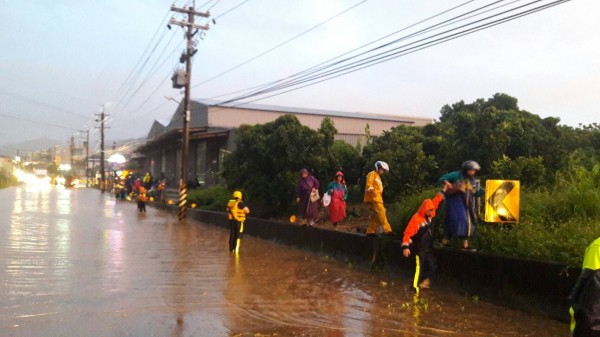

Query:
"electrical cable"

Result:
[[191, 0, 368, 89], [214, 0, 570, 110], [111, 7, 173, 105], [213, 0, 252, 20], [213, 0, 511, 102], [0, 89, 90, 119], [0, 112, 80, 131], [201, 0, 481, 100]]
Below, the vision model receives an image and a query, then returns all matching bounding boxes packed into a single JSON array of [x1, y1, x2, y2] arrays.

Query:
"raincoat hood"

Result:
[[418, 199, 436, 218]]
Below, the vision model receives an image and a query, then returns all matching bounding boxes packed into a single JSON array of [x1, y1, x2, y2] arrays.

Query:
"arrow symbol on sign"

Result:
[[488, 181, 516, 221]]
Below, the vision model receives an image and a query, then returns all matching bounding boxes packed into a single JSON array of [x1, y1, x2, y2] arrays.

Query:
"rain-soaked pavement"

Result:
[[0, 179, 568, 336]]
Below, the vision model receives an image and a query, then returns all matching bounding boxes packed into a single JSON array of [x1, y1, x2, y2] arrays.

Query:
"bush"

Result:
[[489, 155, 547, 188], [187, 186, 231, 212], [474, 218, 598, 267], [387, 187, 443, 233]]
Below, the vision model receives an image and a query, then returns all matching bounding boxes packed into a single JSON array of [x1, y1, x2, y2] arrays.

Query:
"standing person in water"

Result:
[[401, 188, 446, 291], [226, 191, 250, 253], [295, 169, 320, 227], [439, 160, 484, 251], [364, 161, 394, 236], [326, 171, 348, 230]]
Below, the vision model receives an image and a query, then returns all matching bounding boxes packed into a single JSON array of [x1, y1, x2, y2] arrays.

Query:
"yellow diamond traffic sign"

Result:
[[485, 180, 520, 223]]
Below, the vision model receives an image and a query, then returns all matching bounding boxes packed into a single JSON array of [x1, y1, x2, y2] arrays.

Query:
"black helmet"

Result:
[[462, 160, 481, 171]]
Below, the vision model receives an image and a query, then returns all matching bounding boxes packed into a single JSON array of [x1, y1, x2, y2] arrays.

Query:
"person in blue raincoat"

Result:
[[439, 160, 484, 251], [569, 237, 600, 337]]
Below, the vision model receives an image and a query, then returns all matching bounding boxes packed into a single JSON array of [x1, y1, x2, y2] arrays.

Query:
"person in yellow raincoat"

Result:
[[363, 161, 393, 236], [226, 191, 250, 253], [569, 237, 600, 336]]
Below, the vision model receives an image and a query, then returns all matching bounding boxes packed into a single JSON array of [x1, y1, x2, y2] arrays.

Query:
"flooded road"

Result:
[[0, 183, 567, 336]]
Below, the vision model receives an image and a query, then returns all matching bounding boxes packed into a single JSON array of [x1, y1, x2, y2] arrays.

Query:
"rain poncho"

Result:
[[439, 171, 483, 238], [326, 180, 347, 224], [569, 237, 600, 336]]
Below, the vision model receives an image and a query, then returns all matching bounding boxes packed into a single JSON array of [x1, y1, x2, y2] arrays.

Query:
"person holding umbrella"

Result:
[[325, 171, 348, 230], [295, 168, 320, 227]]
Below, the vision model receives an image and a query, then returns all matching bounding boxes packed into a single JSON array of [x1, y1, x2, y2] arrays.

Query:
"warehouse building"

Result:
[[135, 100, 432, 187]]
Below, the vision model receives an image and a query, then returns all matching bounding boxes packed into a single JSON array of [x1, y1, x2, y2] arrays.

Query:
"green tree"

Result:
[[222, 114, 325, 216], [362, 125, 437, 199], [489, 155, 547, 188]]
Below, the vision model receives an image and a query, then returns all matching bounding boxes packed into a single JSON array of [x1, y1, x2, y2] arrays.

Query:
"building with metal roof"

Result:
[[136, 100, 432, 187]]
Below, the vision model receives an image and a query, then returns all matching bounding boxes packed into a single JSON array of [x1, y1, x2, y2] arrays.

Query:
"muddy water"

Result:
[[0, 183, 567, 336]]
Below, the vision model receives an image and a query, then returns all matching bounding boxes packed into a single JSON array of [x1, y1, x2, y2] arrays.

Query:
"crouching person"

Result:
[[226, 191, 250, 253], [401, 190, 445, 291]]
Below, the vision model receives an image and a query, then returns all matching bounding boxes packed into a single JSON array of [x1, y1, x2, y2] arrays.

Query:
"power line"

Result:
[[215, 0, 571, 109], [0, 112, 79, 131], [202, 0, 480, 100], [222, 0, 516, 102], [113, 27, 171, 110], [118, 30, 181, 111], [191, 0, 368, 88], [0, 89, 90, 119], [111, 7, 173, 103], [213, 0, 252, 20]]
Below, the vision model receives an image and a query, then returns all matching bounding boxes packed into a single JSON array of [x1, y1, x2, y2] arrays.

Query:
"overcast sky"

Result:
[[0, 0, 598, 151]]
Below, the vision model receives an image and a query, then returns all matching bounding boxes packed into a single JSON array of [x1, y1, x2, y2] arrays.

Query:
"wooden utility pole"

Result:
[[169, 2, 209, 221]]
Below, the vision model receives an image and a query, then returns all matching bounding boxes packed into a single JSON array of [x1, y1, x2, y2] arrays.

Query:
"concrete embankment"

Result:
[[153, 203, 579, 321]]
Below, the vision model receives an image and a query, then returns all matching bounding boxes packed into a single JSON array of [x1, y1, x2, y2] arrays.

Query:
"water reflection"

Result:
[[0, 186, 568, 336]]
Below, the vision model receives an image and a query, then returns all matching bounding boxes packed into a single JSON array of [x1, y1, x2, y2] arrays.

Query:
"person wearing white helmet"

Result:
[[363, 161, 393, 236], [439, 160, 484, 251]]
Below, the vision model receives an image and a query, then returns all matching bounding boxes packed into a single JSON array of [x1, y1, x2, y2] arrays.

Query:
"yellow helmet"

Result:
[[233, 190, 242, 199]]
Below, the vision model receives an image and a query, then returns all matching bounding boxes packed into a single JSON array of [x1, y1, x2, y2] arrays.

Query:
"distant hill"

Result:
[[0, 137, 63, 156]]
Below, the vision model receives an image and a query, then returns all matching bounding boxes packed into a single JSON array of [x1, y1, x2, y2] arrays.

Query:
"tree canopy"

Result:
[[222, 93, 600, 215]]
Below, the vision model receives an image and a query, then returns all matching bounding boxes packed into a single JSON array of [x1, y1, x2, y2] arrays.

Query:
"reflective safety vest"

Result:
[[227, 199, 246, 222]]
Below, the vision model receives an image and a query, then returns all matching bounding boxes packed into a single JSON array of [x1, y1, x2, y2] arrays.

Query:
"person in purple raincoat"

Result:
[[295, 168, 320, 227]]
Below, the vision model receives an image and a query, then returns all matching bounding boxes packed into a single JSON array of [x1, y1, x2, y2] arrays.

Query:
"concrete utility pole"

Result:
[[169, 2, 210, 221], [80, 129, 90, 187], [70, 135, 75, 168], [96, 104, 109, 193]]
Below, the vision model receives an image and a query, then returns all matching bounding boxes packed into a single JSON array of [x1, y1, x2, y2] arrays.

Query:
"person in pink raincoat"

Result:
[[326, 171, 348, 230]]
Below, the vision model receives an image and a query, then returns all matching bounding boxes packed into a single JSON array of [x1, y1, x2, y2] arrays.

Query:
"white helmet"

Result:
[[375, 161, 389, 172]]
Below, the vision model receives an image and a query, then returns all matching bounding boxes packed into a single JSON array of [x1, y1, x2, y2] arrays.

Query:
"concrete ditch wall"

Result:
[[153, 203, 579, 321]]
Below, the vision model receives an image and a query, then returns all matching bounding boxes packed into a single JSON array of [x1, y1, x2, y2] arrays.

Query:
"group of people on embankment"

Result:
[[293, 160, 483, 249], [290, 160, 484, 291]]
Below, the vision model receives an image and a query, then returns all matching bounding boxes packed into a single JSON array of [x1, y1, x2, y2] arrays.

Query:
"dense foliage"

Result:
[[220, 93, 600, 265]]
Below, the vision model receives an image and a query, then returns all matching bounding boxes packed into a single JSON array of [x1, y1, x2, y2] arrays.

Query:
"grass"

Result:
[[187, 185, 231, 212], [386, 165, 600, 267]]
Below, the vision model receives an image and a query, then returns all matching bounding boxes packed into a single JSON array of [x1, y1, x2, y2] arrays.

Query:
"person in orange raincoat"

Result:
[[401, 188, 446, 290], [137, 186, 148, 213]]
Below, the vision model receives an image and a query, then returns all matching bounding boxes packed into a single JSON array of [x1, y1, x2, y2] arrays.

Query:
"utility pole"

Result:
[[80, 129, 90, 187], [96, 104, 109, 193], [70, 135, 75, 168], [169, 2, 209, 221]]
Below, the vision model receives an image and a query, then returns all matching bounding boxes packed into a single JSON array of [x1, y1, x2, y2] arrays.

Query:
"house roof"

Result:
[[195, 99, 429, 124]]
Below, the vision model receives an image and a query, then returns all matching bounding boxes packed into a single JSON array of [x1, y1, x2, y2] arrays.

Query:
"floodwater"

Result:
[[0, 179, 568, 336]]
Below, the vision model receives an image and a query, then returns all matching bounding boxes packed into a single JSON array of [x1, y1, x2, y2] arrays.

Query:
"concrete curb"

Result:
[[151, 202, 579, 321]]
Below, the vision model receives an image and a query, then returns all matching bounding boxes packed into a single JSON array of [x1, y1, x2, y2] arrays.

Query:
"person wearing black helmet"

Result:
[[438, 160, 484, 251]]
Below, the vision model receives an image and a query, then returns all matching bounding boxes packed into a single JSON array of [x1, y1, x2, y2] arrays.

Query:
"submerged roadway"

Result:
[[0, 178, 567, 336]]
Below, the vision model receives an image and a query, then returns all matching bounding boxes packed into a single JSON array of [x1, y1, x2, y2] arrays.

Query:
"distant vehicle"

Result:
[[34, 169, 48, 177]]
